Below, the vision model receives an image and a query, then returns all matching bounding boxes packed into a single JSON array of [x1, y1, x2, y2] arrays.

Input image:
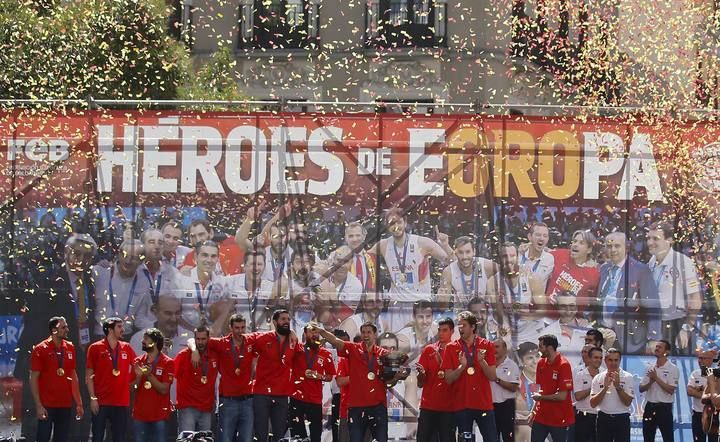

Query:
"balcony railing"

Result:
[[238, 0, 320, 50]]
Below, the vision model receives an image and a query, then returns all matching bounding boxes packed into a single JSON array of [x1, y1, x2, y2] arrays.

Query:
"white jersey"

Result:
[[261, 246, 293, 282], [641, 360, 679, 403], [227, 274, 276, 331], [383, 234, 432, 302], [172, 268, 229, 328], [494, 273, 533, 306], [93, 264, 154, 336], [574, 367, 601, 414], [492, 356, 520, 403], [449, 258, 490, 306], [648, 249, 701, 321], [688, 368, 708, 412]]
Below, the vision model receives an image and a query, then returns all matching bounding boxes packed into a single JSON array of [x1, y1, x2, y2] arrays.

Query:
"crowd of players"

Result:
[[10, 201, 720, 441]]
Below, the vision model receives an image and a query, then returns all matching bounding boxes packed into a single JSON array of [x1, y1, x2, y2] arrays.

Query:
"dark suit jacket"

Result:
[[14, 264, 96, 379], [598, 257, 661, 354]]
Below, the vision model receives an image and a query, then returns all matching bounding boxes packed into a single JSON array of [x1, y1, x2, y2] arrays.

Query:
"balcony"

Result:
[[237, 0, 320, 50], [366, 0, 446, 49]]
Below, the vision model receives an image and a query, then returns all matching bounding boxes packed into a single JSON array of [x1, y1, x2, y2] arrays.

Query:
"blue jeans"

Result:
[[36, 407, 71, 442], [530, 421, 570, 442], [348, 404, 388, 442], [178, 407, 212, 432], [219, 396, 254, 442], [133, 419, 166, 442], [455, 408, 498, 442], [91, 405, 128, 442]]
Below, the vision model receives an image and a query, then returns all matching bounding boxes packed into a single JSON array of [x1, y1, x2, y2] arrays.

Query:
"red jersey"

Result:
[[207, 334, 257, 397], [339, 342, 389, 408], [291, 345, 336, 404], [534, 353, 575, 427], [86, 339, 137, 407], [132, 352, 174, 422], [183, 237, 244, 275], [418, 342, 456, 412], [174, 347, 220, 411], [440, 336, 496, 411], [337, 357, 350, 419], [252, 331, 297, 396], [31, 338, 77, 408], [547, 249, 600, 309]]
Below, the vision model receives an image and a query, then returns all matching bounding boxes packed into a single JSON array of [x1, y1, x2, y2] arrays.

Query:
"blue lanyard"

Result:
[[194, 282, 213, 313], [361, 345, 376, 376], [271, 253, 286, 280], [109, 266, 138, 316], [460, 265, 476, 297], [143, 269, 162, 304], [461, 338, 477, 369], [521, 254, 541, 273], [304, 347, 318, 370]]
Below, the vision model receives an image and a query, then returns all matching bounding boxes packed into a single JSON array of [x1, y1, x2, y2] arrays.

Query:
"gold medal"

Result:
[[398, 273, 407, 283], [141, 366, 149, 374], [56, 368, 65, 376], [437, 370, 445, 380], [467, 367, 475, 375], [143, 381, 152, 390], [367, 372, 376, 381], [234, 368, 241, 375], [112, 369, 121, 377], [200, 376, 208, 384]]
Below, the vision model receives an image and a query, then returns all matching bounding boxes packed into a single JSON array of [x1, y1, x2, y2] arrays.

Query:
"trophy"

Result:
[[380, 351, 410, 384]]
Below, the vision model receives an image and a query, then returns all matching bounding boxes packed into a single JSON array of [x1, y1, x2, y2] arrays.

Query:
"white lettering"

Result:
[[408, 129, 445, 196]]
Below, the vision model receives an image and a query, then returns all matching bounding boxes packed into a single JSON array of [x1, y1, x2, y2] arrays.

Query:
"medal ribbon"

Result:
[[361, 345, 376, 378], [304, 346, 319, 370], [276, 333, 290, 363], [521, 254, 541, 273], [460, 264, 476, 298], [200, 351, 208, 378], [194, 282, 213, 314], [393, 237, 409, 275], [105, 339, 120, 372], [144, 268, 162, 304], [145, 353, 161, 382], [55, 344, 65, 370], [461, 338, 477, 369], [230, 337, 246, 372]]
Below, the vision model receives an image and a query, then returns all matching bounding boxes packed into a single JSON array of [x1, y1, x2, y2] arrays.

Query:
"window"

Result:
[[366, 0, 446, 48], [238, 0, 320, 50], [169, 0, 194, 48]]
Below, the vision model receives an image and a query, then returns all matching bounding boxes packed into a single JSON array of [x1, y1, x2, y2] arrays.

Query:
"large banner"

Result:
[[1, 110, 719, 440]]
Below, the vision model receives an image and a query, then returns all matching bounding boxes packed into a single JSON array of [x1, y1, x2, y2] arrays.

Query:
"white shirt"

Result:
[[382, 234, 432, 302], [93, 264, 153, 335], [520, 250, 554, 286], [171, 268, 230, 328], [335, 273, 364, 311], [492, 356, 520, 403], [574, 367, 602, 414], [688, 368, 708, 413], [648, 249, 701, 321], [641, 360, 679, 403], [591, 369, 635, 414]]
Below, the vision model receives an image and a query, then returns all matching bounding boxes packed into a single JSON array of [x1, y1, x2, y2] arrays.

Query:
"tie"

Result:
[[355, 254, 364, 289]]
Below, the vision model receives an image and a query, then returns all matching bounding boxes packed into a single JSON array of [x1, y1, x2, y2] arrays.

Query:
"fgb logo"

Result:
[[6, 139, 70, 162]]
